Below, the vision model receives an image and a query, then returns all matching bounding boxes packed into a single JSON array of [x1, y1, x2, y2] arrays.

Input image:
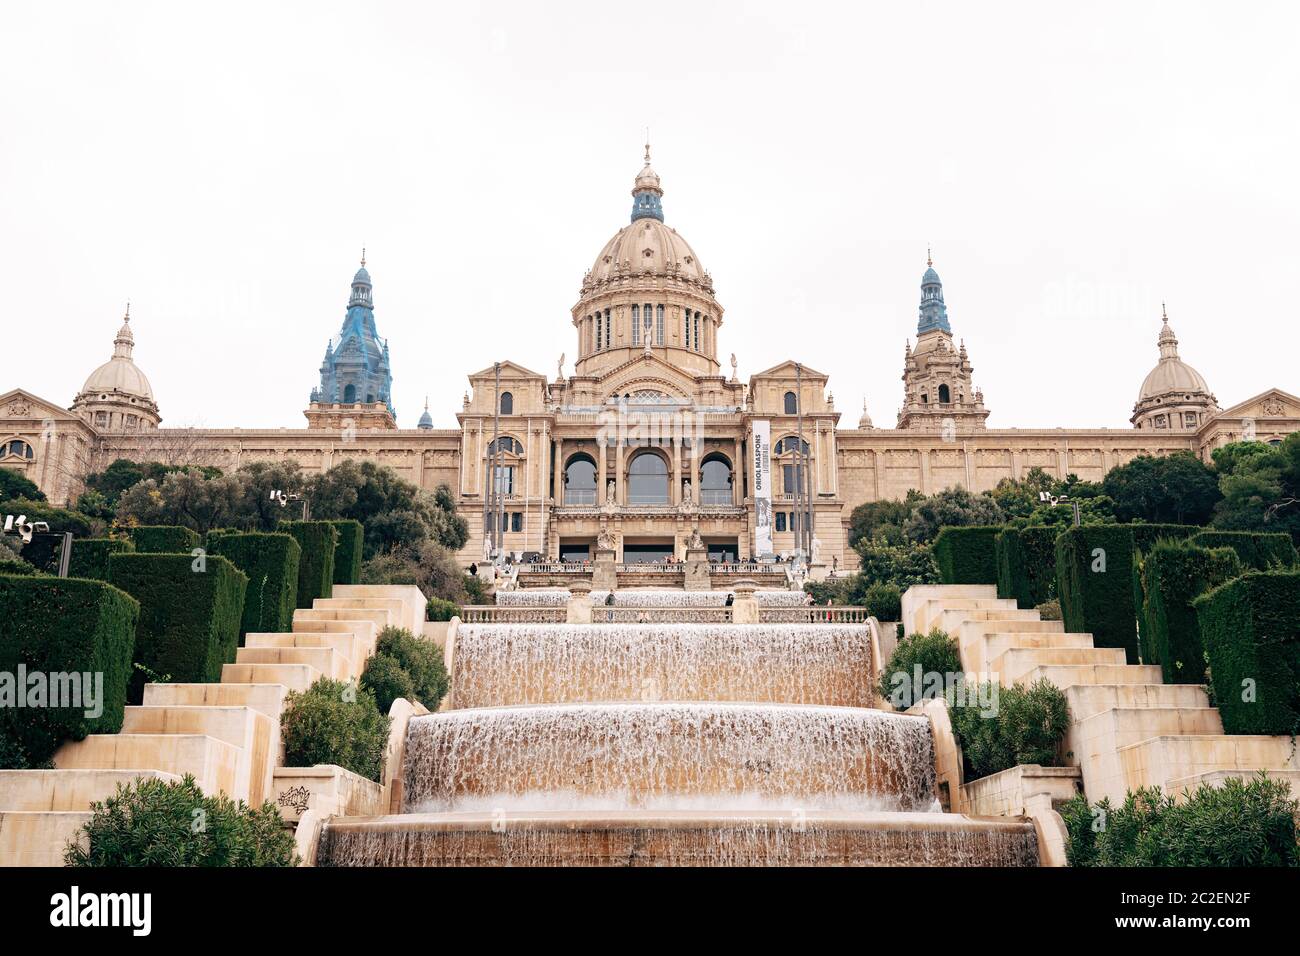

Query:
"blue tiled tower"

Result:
[[310, 252, 394, 416]]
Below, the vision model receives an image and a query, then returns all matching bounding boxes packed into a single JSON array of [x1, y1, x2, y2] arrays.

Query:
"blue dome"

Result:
[[922, 266, 940, 285], [417, 408, 433, 428], [353, 266, 372, 285]]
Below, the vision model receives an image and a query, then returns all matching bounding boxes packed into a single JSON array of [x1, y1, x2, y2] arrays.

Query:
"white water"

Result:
[[495, 589, 571, 607]]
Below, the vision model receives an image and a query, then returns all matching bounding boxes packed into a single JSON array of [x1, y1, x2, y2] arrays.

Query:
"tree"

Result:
[[853, 539, 940, 590], [846, 490, 922, 550], [115, 471, 245, 533], [0, 469, 45, 503], [903, 486, 1005, 544], [1212, 435, 1300, 539], [1102, 452, 1221, 525]]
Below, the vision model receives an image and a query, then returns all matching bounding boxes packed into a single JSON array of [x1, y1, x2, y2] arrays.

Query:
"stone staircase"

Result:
[[0, 584, 424, 867], [901, 585, 1300, 806]]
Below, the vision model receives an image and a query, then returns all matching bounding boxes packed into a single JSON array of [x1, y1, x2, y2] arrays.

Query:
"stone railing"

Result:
[[459, 605, 568, 623], [757, 606, 872, 624], [516, 562, 591, 574], [615, 563, 682, 574], [590, 606, 734, 623]]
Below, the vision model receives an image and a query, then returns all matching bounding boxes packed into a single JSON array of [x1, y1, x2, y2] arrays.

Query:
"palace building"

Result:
[[3, 148, 1298, 571]]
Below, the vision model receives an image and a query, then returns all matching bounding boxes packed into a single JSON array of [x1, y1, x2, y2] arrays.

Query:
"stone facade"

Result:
[[3, 150, 1298, 572]]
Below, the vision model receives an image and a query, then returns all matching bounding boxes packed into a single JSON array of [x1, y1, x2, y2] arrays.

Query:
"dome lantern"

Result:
[[630, 141, 665, 223]]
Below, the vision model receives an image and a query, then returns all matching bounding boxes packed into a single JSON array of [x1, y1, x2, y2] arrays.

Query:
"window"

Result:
[[774, 437, 810, 456], [487, 436, 523, 456], [775, 512, 787, 532], [493, 466, 516, 495], [564, 454, 598, 505], [938, 384, 951, 403], [782, 464, 805, 496], [694, 313, 701, 352], [343, 384, 357, 404], [511, 512, 523, 533], [628, 452, 669, 505], [604, 309, 611, 348], [783, 391, 798, 415], [655, 304, 664, 345], [684, 309, 691, 350], [500, 392, 513, 415], [700, 454, 733, 505], [594, 313, 602, 350], [632, 305, 640, 345], [3, 439, 34, 460]]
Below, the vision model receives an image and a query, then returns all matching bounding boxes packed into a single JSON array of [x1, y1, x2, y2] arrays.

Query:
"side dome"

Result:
[[72, 306, 161, 430]]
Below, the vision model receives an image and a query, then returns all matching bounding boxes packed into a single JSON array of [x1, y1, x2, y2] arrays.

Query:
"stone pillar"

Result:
[[552, 437, 563, 505], [684, 542, 710, 591], [592, 544, 617, 590], [567, 580, 593, 624], [597, 439, 607, 502], [615, 440, 626, 505], [730, 579, 759, 623]]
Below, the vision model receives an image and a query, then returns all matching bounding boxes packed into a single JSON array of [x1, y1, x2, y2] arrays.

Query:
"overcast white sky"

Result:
[[3, 1, 1296, 431]]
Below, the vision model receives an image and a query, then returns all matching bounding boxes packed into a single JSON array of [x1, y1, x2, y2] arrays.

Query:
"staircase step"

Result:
[[120, 705, 274, 805], [1068, 708, 1226, 804], [991, 646, 1128, 684], [1118, 735, 1300, 801], [54, 734, 243, 799], [1016, 663, 1163, 688], [221, 662, 322, 693], [236, 646, 348, 680], [0, 769, 180, 812], [973, 632, 1094, 675], [1065, 683, 1211, 721], [1164, 769, 1300, 800], [245, 633, 364, 676], [294, 608, 391, 630], [143, 682, 287, 723], [0, 811, 91, 867], [330, 584, 427, 633]]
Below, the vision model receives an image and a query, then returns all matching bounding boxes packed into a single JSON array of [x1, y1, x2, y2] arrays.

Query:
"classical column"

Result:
[[615, 439, 626, 505], [597, 438, 607, 503], [733, 438, 742, 505], [670, 438, 680, 505], [552, 437, 563, 505]]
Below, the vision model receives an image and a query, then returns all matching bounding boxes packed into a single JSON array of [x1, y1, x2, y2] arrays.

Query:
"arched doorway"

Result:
[[628, 451, 669, 505], [564, 453, 597, 505]]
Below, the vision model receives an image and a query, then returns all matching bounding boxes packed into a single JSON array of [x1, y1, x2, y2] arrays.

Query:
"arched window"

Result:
[[500, 392, 513, 415], [487, 436, 523, 456], [783, 391, 798, 415], [938, 384, 951, 403], [774, 437, 810, 456], [655, 304, 665, 345], [564, 454, 597, 505], [631, 305, 640, 346], [3, 439, 34, 460], [628, 452, 669, 505], [343, 384, 357, 404], [700, 454, 733, 505]]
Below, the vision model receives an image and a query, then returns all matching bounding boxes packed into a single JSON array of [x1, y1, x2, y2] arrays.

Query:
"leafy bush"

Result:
[[877, 627, 962, 709], [1140, 541, 1241, 682], [108, 552, 247, 703], [1060, 775, 1299, 867], [1035, 598, 1062, 621], [0, 555, 45, 577], [130, 525, 202, 554], [853, 540, 940, 590], [1189, 530, 1297, 571], [0, 576, 138, 768], [0, 468, 45, 502], [330, 519, 364, 585], [464, 572, 490, 605], [932, 526, 1002, 585], [207, 532, 301, 638], [426, 597, 460, 621], [280, 520, 337, 609], [281, 677, 390, 781], [902, 487, 1005, 545], [862, 582, 902, 621], [67, 537, 135, 582], [1194, 571, 1300, 735], [361, 626, 449, 713], [1056, 525, 1139, 663], [948, 678, 1070, 780], [65, 773, 296, 867], [1128, 523, 1200, 556], [996, 526, 1058, 607]]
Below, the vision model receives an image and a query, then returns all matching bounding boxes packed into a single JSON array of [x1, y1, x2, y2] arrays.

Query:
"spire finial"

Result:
[[124, 301, 130, 323], [644, 128, 650, 165], [927, 245, 932, 267], [360, 247, 366, 268], [1161, 301, 1168, 322]]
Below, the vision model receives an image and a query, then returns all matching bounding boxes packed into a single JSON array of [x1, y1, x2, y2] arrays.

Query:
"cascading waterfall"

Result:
[[495, 589, 571, 607], [318, 595, 1042, 867], [754, 590, 811, 606]]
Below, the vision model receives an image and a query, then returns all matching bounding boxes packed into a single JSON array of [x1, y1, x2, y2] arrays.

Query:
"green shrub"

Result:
[[932, 526, 1001, 585], [1140, 542, 1242, 682], [108, 552, 247, 703], [877, 627, 962, 709], [862, 582, 902, 621], [1060, 775, 1299, 867], [0, 576, 138, 768], [67, 537, 135, 582], [996, 526, 1058, 607], [280, 521, 338, 609], [426, 597, 460, 621], [330, 519, 364, 585], [65, 773, 296, 867], [281, 677, 390, 782], [361, 626, 449, 713], [0, 555, 45, 577], [1189, 531, 1297, 571], [130, 525, 201, 554], [464, 573, 490, 605], [949, 678, 1070, 780], [1056, 525, 1139, 663], [207, 532, 301, 639], [1035, 598, 1062, 621], [854, 540, 940, 590], [1128, 523, 1200, 556], [1194, 571, 1300, 735]]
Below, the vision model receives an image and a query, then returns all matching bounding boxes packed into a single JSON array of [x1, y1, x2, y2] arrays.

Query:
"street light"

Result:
[[269, 490, 310, 522], [1039, 491, 1081, 527]]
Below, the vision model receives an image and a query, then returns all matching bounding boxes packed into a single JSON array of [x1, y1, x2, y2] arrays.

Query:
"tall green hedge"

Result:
[[932, 526, 1001, 585], [1194, 571, 1300, 735], [1141, 541, 1242, 683], [108, 552, 248, 702], [996, 526, 1058, 607], [330, 520, 364, 586], [68, 537, 135, 582], [1128, 523, 1200, 555], [207, 532, 301, 639], [280, 521, 337, 609], [0, 576, 139, 767], [1189, 531, 1297, 571], [130, 526, 201, 554], [1056, 525, 1139, 663]]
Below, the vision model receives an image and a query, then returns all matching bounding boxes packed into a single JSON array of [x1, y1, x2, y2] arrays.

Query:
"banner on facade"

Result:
[[752, 419, 773, 556]]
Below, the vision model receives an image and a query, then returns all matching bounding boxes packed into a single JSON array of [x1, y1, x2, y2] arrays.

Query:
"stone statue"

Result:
[[606, 479, 616, 505], [688, 526, 705, 551], [557, 353, 565, 379], [597, 524, 617, 551], [682, 479, 692, 503], [730, 353, 738, 381]]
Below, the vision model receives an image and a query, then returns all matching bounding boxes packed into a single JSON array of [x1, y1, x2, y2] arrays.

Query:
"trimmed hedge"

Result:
[[1128, 523, 1200, 556], [280, 521, 338, 609], [330, 520, 364, 586], [1189, 531, 1297, 571], [1194, 571, 1300, 735], [996, 526, 1058, 608], [68, 537, 135, 582], [207, 532, 301, 639], [1141, 542, 1242, 683], [1056, 525, 1139, 664], [108, 552, 248, 702], [0, 576, 139, 767], [0, 556, 45, 577], [931, 526, 1001, 585], [130, 526, 201, 554]]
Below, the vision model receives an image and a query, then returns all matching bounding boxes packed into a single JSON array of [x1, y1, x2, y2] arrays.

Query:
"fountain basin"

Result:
[[402, 702, 935, 812], [450, 624, 873, 709], [317, 809, 1040, 866]]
